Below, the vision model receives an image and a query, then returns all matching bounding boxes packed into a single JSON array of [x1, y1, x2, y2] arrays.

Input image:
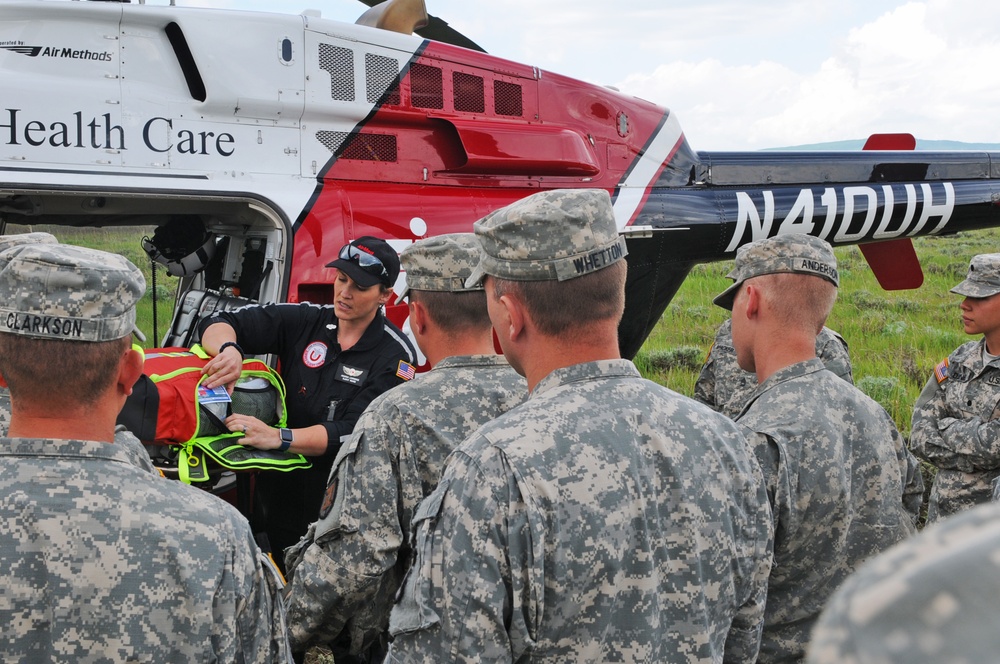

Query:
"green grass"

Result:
[[11, 222, 999, 437], [638, 228, 1000, 437]]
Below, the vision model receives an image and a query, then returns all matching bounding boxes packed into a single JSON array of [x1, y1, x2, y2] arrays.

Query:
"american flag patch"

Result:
[[396, 360, 416, 381], [934, 359, 949, 383]]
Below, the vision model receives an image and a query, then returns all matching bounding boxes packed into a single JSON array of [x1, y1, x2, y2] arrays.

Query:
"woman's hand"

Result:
[[225, 413, 282, 450], [201, 344, 242, 392]]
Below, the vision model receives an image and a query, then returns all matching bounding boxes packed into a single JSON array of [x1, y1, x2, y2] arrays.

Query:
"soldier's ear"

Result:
[[500, 292, 527, 342], [742, 284, 761, 320], [119, 345, 145, 397], [410, 300, 429, 335]]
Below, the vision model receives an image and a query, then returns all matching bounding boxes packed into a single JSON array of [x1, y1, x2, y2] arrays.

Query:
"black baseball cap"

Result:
[[326, 236, 400, 288]]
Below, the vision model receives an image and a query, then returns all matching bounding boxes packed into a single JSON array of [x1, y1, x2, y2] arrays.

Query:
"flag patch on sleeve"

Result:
[[934, 359, 949, 383], [396, 360, 416, 381]]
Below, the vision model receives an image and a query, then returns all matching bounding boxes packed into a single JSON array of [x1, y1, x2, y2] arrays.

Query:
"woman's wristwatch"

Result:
[[278, 428, 293, 452]]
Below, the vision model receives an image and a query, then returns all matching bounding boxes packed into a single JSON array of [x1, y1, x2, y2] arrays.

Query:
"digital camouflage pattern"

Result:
[[807, 501, 1000, 664], [1, 392, 155, 475], [0, 241, 157, 467], [386, 360, 773, 663], [0, 436, 290, 662], [397, 233, 484, 299], [0, 243, 145, 342], [0, 232, 61, 426], [910, 338, 1000, 522], [0, 242, 289, 661], [284, 354, 526, 654], [0, 231, 58, 253], [0, 390, 9, 435], [713, 234, 839, 310], [949, 252, 1000, 298], [464, 188, 627, 287], [737, 359, 921, 663], [694, 319, 854, 420]]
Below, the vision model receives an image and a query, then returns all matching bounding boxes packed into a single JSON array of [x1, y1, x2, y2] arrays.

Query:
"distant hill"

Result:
[[764, 139, 1000, 151]]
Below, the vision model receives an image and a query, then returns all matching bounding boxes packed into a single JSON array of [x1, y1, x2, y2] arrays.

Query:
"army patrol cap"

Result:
[[0, 232, 58, 253], [397, 233, 483, 300], [714, 234, 839, 310], [464, 188, 628, 288], [951, 253, 1000, 298], [0, 243, 146, 343]]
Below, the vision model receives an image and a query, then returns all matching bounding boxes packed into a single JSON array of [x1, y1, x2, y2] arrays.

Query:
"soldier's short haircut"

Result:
[[410, 289, 491, 332], [0, 335, 130, 407], [756, 272, 837, 333], [493, 259, 626, 338]]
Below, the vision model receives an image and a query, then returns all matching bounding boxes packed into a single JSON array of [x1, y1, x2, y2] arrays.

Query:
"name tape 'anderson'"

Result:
[[797, 258, 838, 282]]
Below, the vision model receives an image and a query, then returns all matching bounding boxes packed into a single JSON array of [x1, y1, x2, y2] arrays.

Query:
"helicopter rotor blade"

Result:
[[355, 0, 486, 52]]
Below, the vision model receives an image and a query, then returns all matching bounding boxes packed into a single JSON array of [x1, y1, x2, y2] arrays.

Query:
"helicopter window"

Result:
[[410, 63, 444, 109], [453, 72, 485, 113], [319, 43, 355, 102], [494, 80, 523, 117], [366, 53, 401, 106]]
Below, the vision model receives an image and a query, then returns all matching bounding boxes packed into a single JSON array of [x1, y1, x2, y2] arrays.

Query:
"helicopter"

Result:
[[1, 0, 997, 360]]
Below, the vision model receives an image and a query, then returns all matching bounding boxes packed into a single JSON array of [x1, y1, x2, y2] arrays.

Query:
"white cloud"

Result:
[[612, 1, 1000, 148]]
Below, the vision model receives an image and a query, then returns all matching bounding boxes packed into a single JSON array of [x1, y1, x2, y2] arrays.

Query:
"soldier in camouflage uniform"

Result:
[[0, 243, 290, 662], [694, 319, 854, 419], [0, 232, 156, 471], [386, 189, 774, 663], [283, 233, 526, 661], [808, 500, 1000, 663], [714, 234, 921, 663], [910, 253, 1000, 523], [0, 231, 58, 433]]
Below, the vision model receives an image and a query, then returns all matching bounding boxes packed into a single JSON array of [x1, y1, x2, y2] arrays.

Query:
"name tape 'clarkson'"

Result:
[[2, 311, 93, 339], [797, 258, 838, 282]]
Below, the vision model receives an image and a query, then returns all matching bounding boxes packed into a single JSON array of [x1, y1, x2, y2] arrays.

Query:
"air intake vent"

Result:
[[366, 53, 400, 105], [453, 72, 485, 113], [316, 131, 398, 162], [494, 80, 523, 117], [342, 133, 397, 161], [410, 63, 443, 109], [316, 131, 350, 154], [319, 44, 355, 101]]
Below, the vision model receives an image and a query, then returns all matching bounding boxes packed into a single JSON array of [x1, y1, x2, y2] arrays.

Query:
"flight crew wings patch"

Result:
[[396, 360, 416, 381], [934, 358, 949, 383]]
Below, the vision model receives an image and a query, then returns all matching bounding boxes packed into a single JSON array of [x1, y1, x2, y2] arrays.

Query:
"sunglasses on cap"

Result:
[[340, 243, 388, 279]]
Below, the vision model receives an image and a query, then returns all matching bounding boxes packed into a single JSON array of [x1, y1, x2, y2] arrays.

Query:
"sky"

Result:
[[165, 0, 1000, 151]]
